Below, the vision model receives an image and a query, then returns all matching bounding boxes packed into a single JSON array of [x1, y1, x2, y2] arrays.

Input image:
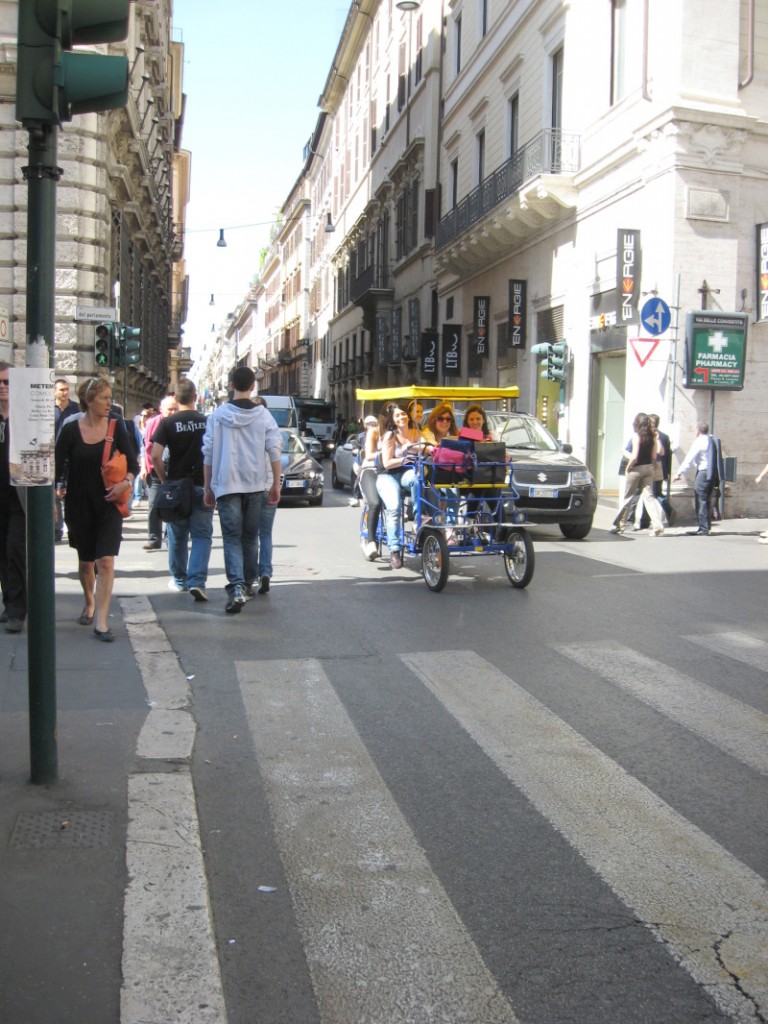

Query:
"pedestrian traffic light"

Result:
[[117, 324, 141, 367], [94, 322, 114, 370], [16, 0, 130, 125], [548, 341, 568, 382], [530, 342, 553, 380]]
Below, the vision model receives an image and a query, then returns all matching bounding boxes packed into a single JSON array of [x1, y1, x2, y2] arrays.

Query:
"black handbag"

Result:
[[155, 442, 199, 522], [155, 476, 195, 522]]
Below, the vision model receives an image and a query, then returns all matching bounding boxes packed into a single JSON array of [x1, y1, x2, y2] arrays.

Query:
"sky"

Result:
[[172, 1, 350, 361]]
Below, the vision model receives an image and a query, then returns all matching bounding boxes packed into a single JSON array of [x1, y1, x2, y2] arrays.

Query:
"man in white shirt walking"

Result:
[[202, 367, 282, 614], [674, 422, 718, 535]]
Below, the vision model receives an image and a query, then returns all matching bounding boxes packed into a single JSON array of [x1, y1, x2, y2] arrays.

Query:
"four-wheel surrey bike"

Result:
[[355, 386, 534, 592]]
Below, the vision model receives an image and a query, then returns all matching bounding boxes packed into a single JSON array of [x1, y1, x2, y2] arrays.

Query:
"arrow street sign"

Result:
[[640, 297, 671, 336]]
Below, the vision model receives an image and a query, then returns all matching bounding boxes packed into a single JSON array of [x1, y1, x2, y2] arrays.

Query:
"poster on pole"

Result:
[[8, 368, 55, 485]]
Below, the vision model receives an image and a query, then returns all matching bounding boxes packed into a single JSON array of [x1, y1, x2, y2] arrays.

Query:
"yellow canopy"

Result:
[[355, 385, 519, 402]]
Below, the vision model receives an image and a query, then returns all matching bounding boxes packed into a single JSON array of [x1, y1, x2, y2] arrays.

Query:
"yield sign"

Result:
[[629, 337, 660, 367]]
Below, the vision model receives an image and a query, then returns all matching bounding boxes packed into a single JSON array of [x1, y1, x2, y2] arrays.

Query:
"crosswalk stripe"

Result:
[[555, 641, 768, 776], [401, 650, 768, 1024], [688, 631, 768, 674], [236, 658, 521, 1024]]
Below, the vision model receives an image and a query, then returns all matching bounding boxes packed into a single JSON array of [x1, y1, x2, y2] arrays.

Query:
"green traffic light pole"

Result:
[[23, 122, 61, 784]]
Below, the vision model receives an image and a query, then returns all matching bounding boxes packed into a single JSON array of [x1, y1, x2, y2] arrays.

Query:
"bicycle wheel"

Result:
[[421, 530, 449, 592], [502, 528, 535, 589]]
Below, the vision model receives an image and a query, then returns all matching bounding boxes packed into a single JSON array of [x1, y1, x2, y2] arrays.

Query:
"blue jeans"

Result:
[[376, 470, 415, 553], [217, 491, 267, 591], [258, 503, 276, 579], [166, 486, 214, 589]]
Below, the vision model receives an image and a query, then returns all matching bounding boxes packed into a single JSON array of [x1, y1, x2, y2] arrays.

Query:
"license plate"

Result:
[[529, 486, 559, 498], [286, 479, 306, 488]]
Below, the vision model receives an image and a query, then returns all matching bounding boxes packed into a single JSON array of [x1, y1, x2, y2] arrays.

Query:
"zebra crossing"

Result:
[[233, 631, 767, 1024]]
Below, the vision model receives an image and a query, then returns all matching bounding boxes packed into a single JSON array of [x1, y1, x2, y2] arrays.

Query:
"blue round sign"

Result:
[[640, 298, 671, 336]]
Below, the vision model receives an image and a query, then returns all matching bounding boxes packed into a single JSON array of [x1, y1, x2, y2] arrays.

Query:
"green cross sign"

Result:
[[684, 312, 748, 391]]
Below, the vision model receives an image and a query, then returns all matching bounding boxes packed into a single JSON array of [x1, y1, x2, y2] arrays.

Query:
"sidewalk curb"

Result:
[[119, 596, 227, 1024]]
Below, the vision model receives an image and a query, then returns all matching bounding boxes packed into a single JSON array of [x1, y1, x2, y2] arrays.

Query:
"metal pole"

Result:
[[23, 123, 61, 784]]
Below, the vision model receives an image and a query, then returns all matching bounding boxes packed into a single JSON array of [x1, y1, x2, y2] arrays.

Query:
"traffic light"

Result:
[[94, 322, 115, 370], [530, 342, 552, 380], [16, 0, 130, 125], [117, 324, 141, 367], [548, 341, 568, 382]]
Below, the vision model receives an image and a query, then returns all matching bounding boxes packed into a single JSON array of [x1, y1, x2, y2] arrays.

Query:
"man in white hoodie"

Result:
[[202, 367, 282, 613]]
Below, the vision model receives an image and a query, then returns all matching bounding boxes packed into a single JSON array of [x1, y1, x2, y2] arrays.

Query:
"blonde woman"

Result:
[[55, 377, 138, 641]]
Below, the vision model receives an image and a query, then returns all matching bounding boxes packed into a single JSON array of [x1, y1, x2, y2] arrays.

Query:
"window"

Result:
[[551, 46, 564, 131], [480, 0, 488, 38], [477, 129, 485, 186], [455, 14, 462, 75], [508, 93, 519, 158], [450, 158, 458, 209], [398, 41, 406, 111], [414, 15, 423, 85], [611, 0, 641, 104]]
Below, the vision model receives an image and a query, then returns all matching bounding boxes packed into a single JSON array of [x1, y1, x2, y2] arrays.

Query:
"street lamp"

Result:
[[396, 1, 421, 9]]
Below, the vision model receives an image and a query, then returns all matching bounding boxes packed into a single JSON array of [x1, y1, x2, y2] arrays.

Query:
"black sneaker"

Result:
[[225, 585, 246, 613], [243, 584, 256, 599], [258, 576, 270, 595]]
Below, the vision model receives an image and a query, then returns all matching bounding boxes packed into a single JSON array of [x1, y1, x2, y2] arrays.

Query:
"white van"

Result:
[[256, 395, 297, 429]]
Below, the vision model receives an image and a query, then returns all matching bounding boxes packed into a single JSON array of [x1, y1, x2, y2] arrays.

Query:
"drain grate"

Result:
[[9, 810, 114, 850]]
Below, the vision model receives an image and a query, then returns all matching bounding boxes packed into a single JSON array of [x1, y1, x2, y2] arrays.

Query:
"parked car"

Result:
[[487, 412, 597, 539], [279, 430, 324, 506], [331, 435, 361, 490]]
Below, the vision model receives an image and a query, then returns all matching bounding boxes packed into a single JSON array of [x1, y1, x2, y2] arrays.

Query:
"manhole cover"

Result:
[[9, 810, 114, 849]]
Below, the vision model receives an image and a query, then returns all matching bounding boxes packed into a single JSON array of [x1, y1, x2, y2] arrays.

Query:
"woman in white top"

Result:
[[375, 404, 427, 569]]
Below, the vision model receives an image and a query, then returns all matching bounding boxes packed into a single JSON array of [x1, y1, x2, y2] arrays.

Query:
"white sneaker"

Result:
[[363, 541, 377, 560], [759, 530, 768, 539], [349, 498, 361, 507]]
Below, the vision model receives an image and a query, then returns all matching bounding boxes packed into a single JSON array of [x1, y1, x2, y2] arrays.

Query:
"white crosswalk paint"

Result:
[[688, 631, 768, 674], [555, 640, 768, 776], [401, 650, 768, 1024], [237, 658, 521, 1024]]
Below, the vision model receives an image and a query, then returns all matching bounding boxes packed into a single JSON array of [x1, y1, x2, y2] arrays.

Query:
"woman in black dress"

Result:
[[55, 376, 138, 642]]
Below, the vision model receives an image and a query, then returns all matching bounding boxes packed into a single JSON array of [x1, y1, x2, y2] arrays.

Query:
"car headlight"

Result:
[[571, 470, 593, 485]]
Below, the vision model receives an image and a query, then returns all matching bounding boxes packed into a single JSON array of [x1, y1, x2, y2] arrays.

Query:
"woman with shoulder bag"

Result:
[[610, 412, 665, 536], [55, 377, 139, 641]]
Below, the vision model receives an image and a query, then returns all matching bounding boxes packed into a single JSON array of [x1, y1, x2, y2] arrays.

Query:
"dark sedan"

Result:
[[279, 430, 324, 506]]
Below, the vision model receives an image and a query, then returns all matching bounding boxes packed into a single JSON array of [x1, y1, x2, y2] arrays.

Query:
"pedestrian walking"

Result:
[[202, 366, 281, 613], [53, 378, 80, 542], [54, 376, 138, 642], [151, 379, 213, 600], [0, 362, 26, 633], [142, 394, 178, 550], [673, 422, 719, 536]]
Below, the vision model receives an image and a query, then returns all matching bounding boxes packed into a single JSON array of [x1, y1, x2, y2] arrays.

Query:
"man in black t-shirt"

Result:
[[151, 379, 212, 601]]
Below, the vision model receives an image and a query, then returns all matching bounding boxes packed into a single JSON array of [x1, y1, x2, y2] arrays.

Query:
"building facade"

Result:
[[0, 0, 189, 416], [194, 0, 766, 515]]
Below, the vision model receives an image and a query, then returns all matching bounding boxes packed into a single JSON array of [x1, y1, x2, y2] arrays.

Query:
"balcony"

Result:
[[350, 264, 394, 336], [436, 129, 580, 276]]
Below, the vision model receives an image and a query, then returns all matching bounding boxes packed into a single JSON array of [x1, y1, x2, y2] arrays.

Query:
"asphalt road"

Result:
[[140, 477, 768, 1024]]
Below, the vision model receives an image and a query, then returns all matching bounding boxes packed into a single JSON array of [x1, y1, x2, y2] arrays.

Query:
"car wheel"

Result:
[[559, 518, 593, 540], [331, 463, 344, 490]]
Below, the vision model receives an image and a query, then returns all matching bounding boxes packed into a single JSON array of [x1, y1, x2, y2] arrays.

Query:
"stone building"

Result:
[[0, 0, 189, 416]]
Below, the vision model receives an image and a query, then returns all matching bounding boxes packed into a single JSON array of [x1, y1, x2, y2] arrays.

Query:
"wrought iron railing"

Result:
[[436, 129, 580, 250], [350, 263, 392, 303]]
